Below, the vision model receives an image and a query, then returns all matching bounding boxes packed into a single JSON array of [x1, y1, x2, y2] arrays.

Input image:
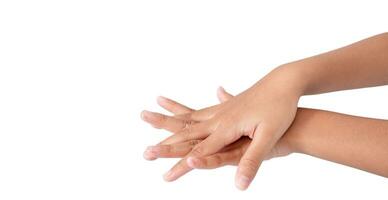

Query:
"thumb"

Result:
[[217, 86, 233, 102], [235, 125, 275, 190]]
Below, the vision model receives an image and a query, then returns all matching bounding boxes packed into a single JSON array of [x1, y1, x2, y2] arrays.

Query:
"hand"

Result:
[[141, 80, 298, 186], [142, 67, 304, 190], [142, 87, 234, 162], [144, 135, 291, 169], [142, 87, 293, 166], [141, 87, 230, 136]]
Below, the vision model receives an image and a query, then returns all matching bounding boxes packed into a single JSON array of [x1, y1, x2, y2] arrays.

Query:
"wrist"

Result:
[[280, 108, 313, 155], [272, 63, 310, 97], [250, 63, 310, 100]]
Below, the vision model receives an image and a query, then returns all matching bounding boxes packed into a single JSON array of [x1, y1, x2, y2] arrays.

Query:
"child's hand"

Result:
[[141, 87, 232, 136], [142, 88, 292, 170], [142, 69, 304, 190], [163, 68, 302, 189], [141, 86, 232, 138], [144, 136, 292, 168]]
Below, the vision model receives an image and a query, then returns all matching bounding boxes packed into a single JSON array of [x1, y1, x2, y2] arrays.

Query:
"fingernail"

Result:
[[157, 96, 167, 103], [218, 86, 225, 92], [187, 157, 200, 168], [235, 175, 251, 191], [141, 110, 157, 122], [143, 150, 155, 160], [163, 170, 174, 182], [143, 146, 159, 160], [140, 110, 150, 120], [148, 146, 161, 155], [143, 151, 155, 160]]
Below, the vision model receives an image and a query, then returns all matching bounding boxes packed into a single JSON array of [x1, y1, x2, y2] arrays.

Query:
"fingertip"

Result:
[[157, 96, 167, 104], [217, 86, 230, 102], [140, 110, 146, 120], [143, 151, 157, 161], [143, 147, 158, 161], [140, 110, 161, 125], [235, 174, 251, 191], [217, 86, 225, 96], [217, 86, 225, 92], [140, 110, 151, 121], [163, 170, 175, 182]]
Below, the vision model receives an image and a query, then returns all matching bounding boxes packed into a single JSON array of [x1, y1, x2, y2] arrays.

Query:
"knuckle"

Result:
[[181, 132, 191, 141], [182, 120, 195, 132], [199, 158, 208, 168], [185, 113, 193, 120], [188, 140, 200, 147], [209, 119, 221, 133], [191, 146, 204, 157], [177, 129, 189, 139], [163, 145, 172, 153], [212, 154, 223, 166], [158, 114, 167, 123], [225, 131, 240, 146]]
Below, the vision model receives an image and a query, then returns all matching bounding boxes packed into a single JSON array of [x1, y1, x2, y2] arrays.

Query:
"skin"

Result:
[[142, 90, 388, 178], [142, 89, 293, 164], [142, 32, 388, 190]]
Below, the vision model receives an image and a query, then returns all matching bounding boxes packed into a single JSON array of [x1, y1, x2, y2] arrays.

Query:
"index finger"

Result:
[[157, 96, 193, 115], [163, 157, 193, 182], [163, 129, 236, 182]]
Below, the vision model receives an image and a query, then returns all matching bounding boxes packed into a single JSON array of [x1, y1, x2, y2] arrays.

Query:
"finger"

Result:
[[223, 136, 251, 152], [163, 132, 241, 182], [163, 157, 193, 182], [162, 134, 242, 182], [143, 140, 200, 160], [217, 86, 233, 103], [189, 105, 219, 121], [157, 96, 193, 115], [235, 125, 275, 190], [163, 141, 233, 182], [158, 126, 209, 145], [171, 101, 222, 122], [141, 110, 191, 133], [187, 149, 240, 169], [187, 127, 237, 159]]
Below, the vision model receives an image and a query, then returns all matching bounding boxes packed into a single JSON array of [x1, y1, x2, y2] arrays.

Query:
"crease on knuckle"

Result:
[[158, 114, 167, 124], [181, 131, 191, 141], [209, 120, 221, 133], [191, 146, 204, 157], [188, 140, 200, 147], [182, 120, 195, 132], [185, 113, 193, 120], [163, 145, 172, 154], [212, 154, 223, 166], [195, 157, 206, 168]]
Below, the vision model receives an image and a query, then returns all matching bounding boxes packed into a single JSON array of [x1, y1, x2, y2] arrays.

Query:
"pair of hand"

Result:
[[142, 33, 388, 189], [142, 67, 302, 190], [142, 88, 293, 166]]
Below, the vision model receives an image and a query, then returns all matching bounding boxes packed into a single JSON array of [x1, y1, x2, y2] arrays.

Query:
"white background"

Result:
[[0, 0, 387, 199]]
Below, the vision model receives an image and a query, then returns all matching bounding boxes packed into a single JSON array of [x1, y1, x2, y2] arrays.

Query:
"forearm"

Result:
[[284, 108, 388, 177], [281, 33, 388, 95]]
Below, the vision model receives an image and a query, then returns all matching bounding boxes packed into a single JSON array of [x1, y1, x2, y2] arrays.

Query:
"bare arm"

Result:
[[273, 33, 388, 176], [285, 108, 388, 177], [282, 32, 388, 95]]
